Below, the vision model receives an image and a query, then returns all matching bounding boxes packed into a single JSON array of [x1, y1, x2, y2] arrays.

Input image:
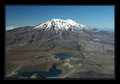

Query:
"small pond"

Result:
[[54, 54, 72, 58]]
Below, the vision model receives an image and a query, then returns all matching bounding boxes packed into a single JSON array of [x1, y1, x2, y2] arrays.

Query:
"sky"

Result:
[[6, 5, 114, 30]]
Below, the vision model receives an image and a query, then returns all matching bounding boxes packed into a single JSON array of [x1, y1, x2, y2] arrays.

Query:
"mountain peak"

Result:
[[33, 19, 93, 31]]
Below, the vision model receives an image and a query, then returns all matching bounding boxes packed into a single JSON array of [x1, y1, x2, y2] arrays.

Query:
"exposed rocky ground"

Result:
[[6, 19, 114, 79]]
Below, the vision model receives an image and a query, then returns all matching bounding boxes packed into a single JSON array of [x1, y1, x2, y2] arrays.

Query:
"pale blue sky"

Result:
[[6, 5, 114, 30]]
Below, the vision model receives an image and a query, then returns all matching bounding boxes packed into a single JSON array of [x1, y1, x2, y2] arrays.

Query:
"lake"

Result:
[[19, 54, 72, 78], [55, 54, 72, 58], [19, 68, 62, 78]]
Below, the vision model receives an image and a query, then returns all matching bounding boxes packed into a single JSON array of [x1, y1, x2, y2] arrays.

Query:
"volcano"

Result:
[[6, 19, 114, 79]]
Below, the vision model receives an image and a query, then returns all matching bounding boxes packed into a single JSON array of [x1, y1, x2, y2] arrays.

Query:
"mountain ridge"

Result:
[[6, 19, 113, 50]]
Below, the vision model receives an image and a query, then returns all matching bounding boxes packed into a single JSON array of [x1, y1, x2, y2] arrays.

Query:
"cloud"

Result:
[[6, 26, 20, 30], [5, 25, 30, 30]]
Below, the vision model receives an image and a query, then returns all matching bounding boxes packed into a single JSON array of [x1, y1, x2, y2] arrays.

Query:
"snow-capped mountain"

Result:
[[33, 19, 93, 31], [6, 19, 99, 48]]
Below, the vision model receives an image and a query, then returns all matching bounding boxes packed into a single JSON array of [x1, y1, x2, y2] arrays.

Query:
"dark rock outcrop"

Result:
[[49, 63, 56, 72]]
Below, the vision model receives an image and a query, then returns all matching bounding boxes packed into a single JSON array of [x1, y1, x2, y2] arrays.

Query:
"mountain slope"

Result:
[[6, 19, 97, 48], [6, 19, 114, 78]]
